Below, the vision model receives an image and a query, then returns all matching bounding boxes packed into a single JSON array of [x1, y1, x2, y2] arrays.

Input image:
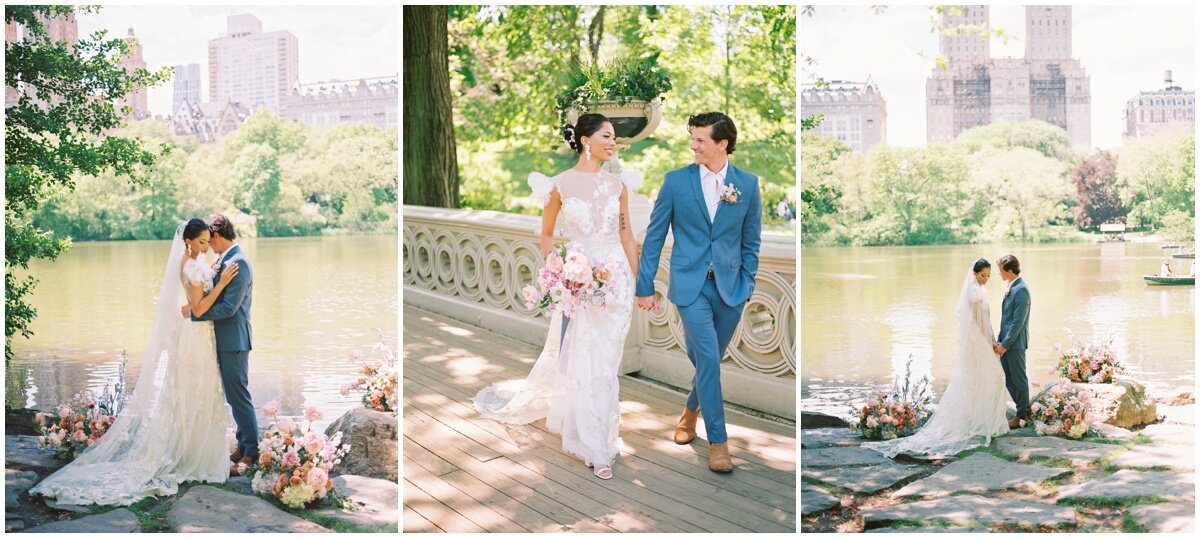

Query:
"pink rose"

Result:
[[263, 400, 279, 419], [546, 253, 564, 272], [73, 429, 86, 442], [304, 405, 324, 423], [302, 431, 326, 455], [340, 385, 350, 397], [282, 450, 301, 469], [521, 285, 540, 303], [307, 466, 329, 497], [277, 418, 296, 435]]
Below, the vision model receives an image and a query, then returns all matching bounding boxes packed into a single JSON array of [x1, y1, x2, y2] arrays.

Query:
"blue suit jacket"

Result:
[[998, 277, 1030, 351], [636, 163, 762, 307], [192, 244, 253, 352]]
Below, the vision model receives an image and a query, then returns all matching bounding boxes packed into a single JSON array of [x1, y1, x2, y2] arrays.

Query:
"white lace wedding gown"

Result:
[[471, 168, 640, 469], [862, 269, 1009, 458], [31, 225, 230, 506]]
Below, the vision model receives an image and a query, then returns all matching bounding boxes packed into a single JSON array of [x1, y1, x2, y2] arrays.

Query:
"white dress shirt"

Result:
[[700, 161, 728, 222]]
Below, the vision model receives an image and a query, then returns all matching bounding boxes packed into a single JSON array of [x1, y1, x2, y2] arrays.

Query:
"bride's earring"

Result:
[[584, 144, 592, 162]]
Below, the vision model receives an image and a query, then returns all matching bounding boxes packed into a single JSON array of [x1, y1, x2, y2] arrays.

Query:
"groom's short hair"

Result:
[[998, 255, 1020, 275], [209, 213, 237, 240], [688, 112, 737, 154]]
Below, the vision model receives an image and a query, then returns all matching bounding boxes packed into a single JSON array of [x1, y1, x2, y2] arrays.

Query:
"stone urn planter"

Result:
[[324, 408, 397, 482], [1035, 378, 1158, 429], [567, 98, 664, 145]]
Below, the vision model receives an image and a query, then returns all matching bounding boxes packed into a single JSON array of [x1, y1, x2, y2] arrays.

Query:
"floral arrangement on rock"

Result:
[[1030, 378, 1094, 438], [1052, 337, 1124, 384], [36, 352, 128, 461], [849, 358, 933, 440], [250, 401, 352, 509], [341, 328, 398, 414]]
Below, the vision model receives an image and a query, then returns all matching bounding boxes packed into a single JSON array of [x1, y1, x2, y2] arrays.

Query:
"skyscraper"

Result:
[[173, 63, 202, 113], [207, 13, 299, 113], [926, 5, 1091, 147], [116, 27, 149, 120]]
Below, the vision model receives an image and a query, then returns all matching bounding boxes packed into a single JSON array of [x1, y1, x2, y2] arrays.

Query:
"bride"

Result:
[[863, 259, 1009, 459], [31, 219, 237, 505], [472, 113, 641, 480]]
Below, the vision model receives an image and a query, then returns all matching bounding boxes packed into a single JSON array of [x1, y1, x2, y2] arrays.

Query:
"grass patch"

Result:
[[1058, 495, 1172, 508], [1131, 432, 1153, 445], [127, 497, 171, 532], [1122, 513, 1149, 533], [88, 504, 121, 515]]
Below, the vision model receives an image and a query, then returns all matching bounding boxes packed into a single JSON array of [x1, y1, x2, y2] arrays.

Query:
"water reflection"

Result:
[[802, 243, 1195, 416], [6, 236, 398, 432]]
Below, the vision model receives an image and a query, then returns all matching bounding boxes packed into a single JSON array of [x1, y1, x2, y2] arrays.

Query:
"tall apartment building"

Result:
[[800, 77, 887, 152], [926, 5, 1091, 147], [116, 27, 150, 120], [173, 63, 203, 114], [281, 77, 398, 130], [1122, 71, 1195, 139], [207, 13, 299, 113], [5, 10, 79, 107]]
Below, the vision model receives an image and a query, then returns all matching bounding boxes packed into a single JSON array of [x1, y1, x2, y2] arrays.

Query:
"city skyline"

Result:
[[802, 4, 1196, 150], [76, 5, 397, 118]]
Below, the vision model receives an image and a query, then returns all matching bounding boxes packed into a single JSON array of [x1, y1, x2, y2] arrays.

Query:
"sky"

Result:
[[76, 5, 398, 117], [801, 4, 1196, 150]]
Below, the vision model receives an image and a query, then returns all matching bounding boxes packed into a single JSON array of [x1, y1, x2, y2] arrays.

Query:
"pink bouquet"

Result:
[[522, 242, 618, 317], [341, 328, 397, 414], [1030, 378, 1093, 438], [37, 352, 127, 461], [251, 403, 352, 509], [1052, 337, 1123, 384], [849, 358, 933, 440]]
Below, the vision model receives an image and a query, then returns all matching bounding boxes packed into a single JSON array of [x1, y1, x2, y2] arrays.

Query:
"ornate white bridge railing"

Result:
[[403, 205, 795, 419]]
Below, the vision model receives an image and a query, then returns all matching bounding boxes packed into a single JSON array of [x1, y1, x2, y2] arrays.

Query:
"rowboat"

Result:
[[1160, 244, 1181, 249], [1144, 275, 1195, 285], [1172, 251, 1195, 259]]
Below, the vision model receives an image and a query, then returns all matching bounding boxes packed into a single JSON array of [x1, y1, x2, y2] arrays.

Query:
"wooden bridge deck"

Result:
[[402, 305, 797, 532]]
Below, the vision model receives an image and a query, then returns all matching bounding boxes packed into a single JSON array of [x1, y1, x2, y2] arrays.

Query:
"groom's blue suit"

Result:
[[193, 244, 258, 459], [636, 162, 762, 444]]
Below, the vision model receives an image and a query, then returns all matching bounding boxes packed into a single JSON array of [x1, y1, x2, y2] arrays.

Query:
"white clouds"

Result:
[[802, 5, 1195, 150], [77, 5, 398, 117]]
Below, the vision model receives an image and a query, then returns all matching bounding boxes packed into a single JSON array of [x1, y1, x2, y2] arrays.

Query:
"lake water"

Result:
[[801, 243, 1195, 418], [6, 235, 398, 432]]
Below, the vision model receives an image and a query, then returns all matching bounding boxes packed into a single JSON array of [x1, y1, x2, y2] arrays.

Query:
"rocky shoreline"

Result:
[[4, 408, 398, 533], [801, 396, 1196, 532]]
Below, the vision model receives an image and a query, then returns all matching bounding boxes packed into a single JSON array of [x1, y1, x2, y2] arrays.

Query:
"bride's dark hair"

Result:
[[563, 113, 611, 153], [183, 218, 212, 241], [972, 258, 991, 273]]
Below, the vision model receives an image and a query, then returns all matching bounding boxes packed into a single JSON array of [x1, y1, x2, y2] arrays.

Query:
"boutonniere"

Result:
[[720, 183, 741, 205]]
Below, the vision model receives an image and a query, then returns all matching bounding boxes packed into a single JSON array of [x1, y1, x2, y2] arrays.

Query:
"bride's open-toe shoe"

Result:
[[591, 465, 613, 480]]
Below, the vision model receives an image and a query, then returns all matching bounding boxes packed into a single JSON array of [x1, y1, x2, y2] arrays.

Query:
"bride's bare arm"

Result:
[[617, 184, 639, 276], [188, 263, 239, 318], [540, 188, 562, 258]]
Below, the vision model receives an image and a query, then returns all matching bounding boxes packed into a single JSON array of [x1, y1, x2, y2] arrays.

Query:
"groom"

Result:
[[635, 112, 762, 473], [192, 214, 259, 475], [993, 254, 1031, 429]]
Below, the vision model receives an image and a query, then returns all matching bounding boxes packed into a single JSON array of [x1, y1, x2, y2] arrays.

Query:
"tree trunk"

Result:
[[588, 6, 606, 67], [403, 6, 458, 208]]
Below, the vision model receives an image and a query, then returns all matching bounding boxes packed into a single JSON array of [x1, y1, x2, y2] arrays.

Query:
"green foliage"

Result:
[[32, 114, 398, 241], [1118, 134, 1195, 231], [1071, 150, 1126, 229], [5, 5, 172, 359], [554, 52, 673, 121], [450, 5, 796, 226]]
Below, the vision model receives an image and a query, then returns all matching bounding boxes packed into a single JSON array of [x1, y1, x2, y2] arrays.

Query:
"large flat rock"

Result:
[[801, 427, 863, 448], [1127, 502, 1196, 533], [1056, 469, 1194, 503], [6, 469, 39, 509], [803, 463, 928, 494], [803, 446, 892, 468], [859, 495, 1076, 529], [308, 475, 398, 530], [4, 435, 65, 471], [1137, 422, 1194, 445], [1111, 444, 1195, 469], [993, 436, 1121, 466], [165, 485, 330, 533], [1088, 423, 1135, 442], [801, 482, 840, 515], [865, 526, 990, 533], [801, 411, 849, 429], [892, 453, 1069, 499], [23, 508, 139, 533], [1158, 404, 1195, 425]]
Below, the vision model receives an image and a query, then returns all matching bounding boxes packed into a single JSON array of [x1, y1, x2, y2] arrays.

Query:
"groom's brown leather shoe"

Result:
[[229, 456, 253, 477], [229, 448, 243, 464], [1008, 417, 1023, 429], [708, 442, 733, 473], [674, 407, 700, 445]]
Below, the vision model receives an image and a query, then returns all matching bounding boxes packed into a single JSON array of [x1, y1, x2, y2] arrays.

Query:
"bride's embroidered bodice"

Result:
[[529, 168, 643, 244], [183, 257, 215, 294]]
